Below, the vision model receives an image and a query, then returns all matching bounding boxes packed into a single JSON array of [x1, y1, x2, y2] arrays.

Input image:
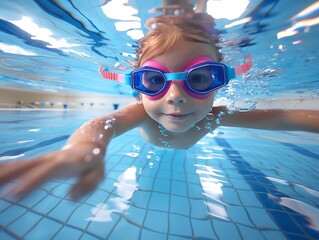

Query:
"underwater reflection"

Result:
[[87, 166, 138, 222], [195, 163, 229, 220]]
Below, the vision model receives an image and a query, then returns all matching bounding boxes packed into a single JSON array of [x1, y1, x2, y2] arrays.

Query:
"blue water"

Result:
[[0, 110, 318, 239], [0, 0, 318, 97], [1, 0, 319, 239]]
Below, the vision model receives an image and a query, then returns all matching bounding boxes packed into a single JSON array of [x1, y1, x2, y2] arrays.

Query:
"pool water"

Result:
[[0, 110, 318, 240], [1, 0, 319, 239]]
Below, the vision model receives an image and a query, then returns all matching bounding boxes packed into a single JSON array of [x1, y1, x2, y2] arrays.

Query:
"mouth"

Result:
[[164, 113, 193, 121]]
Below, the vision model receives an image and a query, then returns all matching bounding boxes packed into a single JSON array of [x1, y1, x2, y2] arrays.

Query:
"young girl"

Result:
[[0, 13, 318, 200]]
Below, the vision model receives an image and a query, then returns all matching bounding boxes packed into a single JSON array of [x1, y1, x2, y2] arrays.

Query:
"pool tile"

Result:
[[185, 172, 201, 185], [51, 183, 72, 198], [153, 178, 171, 193], [227, 205, 254, 227], [187, 183, 204, 198], [98, 178, 116, 193], [189, 199, 209, 219], [0, 199, 11, 212], [148, 192, 169, 212], [191, 218, 216, 239], [53, 226, 83, 240], [285, 232, 310, 240], [238, 225, 267, 240], [156, 169, 172, 180], [48, 199, 82, 222], [171, 181, 188, 197], [249, 182, 270, 193], [291, 212, 319, 239], [257, 193, 284, 211], [108, 218, 140, 240], [33, 195, 61, 214], [125, 205, 146, 225], [138, 176, 155, 191], [269, 210, 307, 235], [261, 230, 288, 240], [106, 170, 125, 180], [142, 167, 158, 178], [238, 190, 263, 207], [169, 213, 192, 237], [67, 203, 91, 229], [0, 205, 27, 226], [231, 179, 252, 191], [0, 231, 16, 240], [172, 172, 186, 182], [141, 229, 166, 240], [130, 191, 151, 209], [1, 117, 319, 240], [222, 187, 241, 205], [158, 159, 172, 172], [84, 189, 110, 206], [18, 189, 47, 208], [87, 213, 120, 239], [24, 218, 62, 239], [170, 195, 190, 215], [246, 207, 279, 230], [144, 210, 168, 233], [7, 211, 42, 237], [168, 235, 190, 240], [213, 219, 241, 240], [78, 233, 100, 240]]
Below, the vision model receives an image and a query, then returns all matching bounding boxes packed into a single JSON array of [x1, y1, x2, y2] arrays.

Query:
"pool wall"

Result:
[[0, 88, 134, 110], [1, 87, 318, 110]]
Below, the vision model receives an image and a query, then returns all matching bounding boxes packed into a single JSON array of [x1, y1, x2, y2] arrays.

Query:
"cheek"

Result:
[[196, 93, 215, 112], [141, 95, 161, 117]]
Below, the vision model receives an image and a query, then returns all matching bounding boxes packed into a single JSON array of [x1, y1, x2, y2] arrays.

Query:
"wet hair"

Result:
[[136, 13, 222, 68]]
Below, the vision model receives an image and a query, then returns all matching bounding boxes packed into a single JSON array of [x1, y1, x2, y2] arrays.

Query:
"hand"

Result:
[[0, 142, 106, 200]]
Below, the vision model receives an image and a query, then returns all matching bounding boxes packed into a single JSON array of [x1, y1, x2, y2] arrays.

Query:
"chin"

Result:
[[162, 123, 193, 133]]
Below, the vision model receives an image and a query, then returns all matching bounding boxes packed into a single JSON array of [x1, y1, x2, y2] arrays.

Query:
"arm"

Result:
[[0, 102, 147, 199], [212, 106, 319, 133]]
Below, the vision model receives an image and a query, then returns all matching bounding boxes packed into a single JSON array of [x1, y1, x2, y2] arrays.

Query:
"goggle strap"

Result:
[[234, 55, 252, 76], [227, 67, 236, 83], [99, 66, 131, 85], [100, 55, 252, 86]]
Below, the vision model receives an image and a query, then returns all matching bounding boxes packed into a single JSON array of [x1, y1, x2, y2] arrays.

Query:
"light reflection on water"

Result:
[[196, 164, 229, 220], [87, 167, 138, 222], [0, 1, 319, 238]]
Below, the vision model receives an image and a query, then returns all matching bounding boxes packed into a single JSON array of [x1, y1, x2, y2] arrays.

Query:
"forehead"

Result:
[[150, 39, 217, 72]]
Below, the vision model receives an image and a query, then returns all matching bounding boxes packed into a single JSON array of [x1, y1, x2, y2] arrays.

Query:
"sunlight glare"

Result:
[[207, 0, 250, 20]]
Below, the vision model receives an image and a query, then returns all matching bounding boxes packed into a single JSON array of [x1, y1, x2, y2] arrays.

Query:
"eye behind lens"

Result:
[[187, 67, 214, 91], [141, 71, 166, 93]]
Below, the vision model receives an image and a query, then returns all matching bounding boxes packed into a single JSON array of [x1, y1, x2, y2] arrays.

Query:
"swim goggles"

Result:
[[99, 56, 252, 99]]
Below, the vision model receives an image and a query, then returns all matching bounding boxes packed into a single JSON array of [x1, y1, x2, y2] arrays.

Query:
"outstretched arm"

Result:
[[212, 106, 319, 133], [0, 102, 147, 199]]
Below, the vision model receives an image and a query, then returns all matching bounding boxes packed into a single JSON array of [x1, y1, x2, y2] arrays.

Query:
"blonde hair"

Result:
[[136, 13, 222, 68]]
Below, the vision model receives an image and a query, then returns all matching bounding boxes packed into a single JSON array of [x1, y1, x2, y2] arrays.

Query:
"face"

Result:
[[141, 39, 218, 133]]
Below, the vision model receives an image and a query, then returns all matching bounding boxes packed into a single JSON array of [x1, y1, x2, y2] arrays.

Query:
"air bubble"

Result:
[[93, 148, 101, 155], [205, 114, 214, 121]]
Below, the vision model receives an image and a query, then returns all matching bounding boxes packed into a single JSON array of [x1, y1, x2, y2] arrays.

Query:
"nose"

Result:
[[166, 81, 187, 104]]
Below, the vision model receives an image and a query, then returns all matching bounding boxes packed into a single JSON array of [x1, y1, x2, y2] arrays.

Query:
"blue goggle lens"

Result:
[[186, 65, 225, 93], [132, 69, 166, 95]]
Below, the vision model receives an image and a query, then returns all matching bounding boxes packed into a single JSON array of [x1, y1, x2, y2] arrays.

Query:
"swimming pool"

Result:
[[1, 0, 319, 239], [0, 110, 318, 239]]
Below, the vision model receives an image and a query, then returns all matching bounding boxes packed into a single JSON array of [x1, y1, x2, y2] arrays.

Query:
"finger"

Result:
[[3, 157, 60, 197], [0, 156, 44, 184], [70, 163, 104, 200]]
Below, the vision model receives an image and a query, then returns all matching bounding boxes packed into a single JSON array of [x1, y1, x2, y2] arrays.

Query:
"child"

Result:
[[0, 12, 318, 200]]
